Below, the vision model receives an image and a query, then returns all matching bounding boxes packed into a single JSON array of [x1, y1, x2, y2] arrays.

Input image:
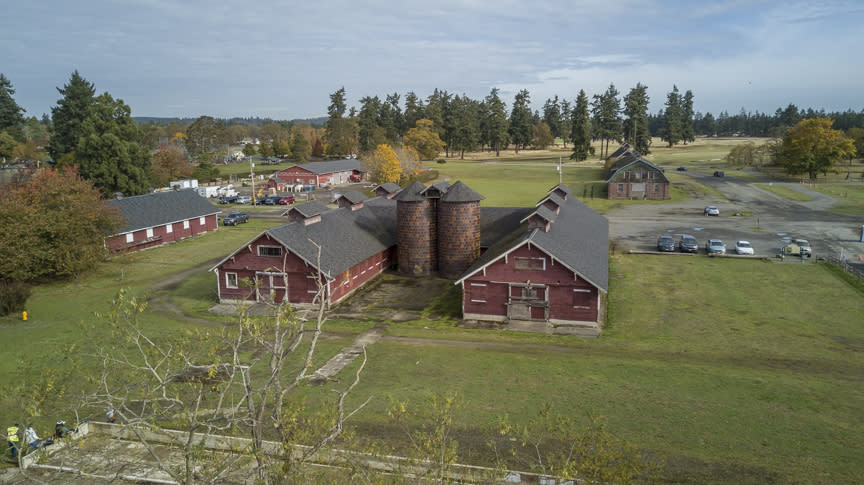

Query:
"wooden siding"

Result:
[[462, 244, 600, 324], [275, 167, 357, 188], [607, 165, 670, 200], [216, 234, 395, 305], [106, 214, 219, 252]]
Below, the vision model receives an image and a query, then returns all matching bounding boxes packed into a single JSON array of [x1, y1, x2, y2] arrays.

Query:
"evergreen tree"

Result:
[[681, 89, 695, 144], [661, 85, 683, 147], [325, 87, 356, 156], [591, 84, 621, 158], [449, 95, 480, 159], [403, 92, 425, 131], [74, 93, 152, 195], [0, 74, 25, 138], [357, 95, 383, 153], [542, 96, 562, 144], [508, 89, 533, 153], [382, 93, 403, 141], [569, 90, 593, 161], [49, 71, 96, 161], [622, 83, 652, 154], [559, 99, 571, 148], [482, 88, 509, 156]]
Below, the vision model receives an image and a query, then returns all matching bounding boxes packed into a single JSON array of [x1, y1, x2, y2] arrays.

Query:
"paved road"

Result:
[[606, 172, 864, 260]]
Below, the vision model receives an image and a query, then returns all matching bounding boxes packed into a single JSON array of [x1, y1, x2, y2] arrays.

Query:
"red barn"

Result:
[[605, 144, 670, 200], [211, 197, 396, 307], [106, 190, 221, 252], [455, 185, 609, 330], [267, 160, 367, 190]]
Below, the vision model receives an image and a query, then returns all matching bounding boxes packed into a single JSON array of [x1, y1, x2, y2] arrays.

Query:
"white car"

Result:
[[735, 240, 754, 255], [704, 206, 720, 216]]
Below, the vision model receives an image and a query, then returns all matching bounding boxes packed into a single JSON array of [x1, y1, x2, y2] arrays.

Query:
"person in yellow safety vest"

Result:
[[7, 423, 20, 458]]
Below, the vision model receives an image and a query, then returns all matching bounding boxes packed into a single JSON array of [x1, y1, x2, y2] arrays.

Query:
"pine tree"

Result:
[[0, 74, 25, 137], [403, 92, 425, 131], [508, 89, 533, 153], [357, 95, 382, 153], [559, 99, 571, 148], [542, 96, 562, 144], [450, 95, 480, 159], [49, 71, 96, 161], [681, 90, 695, 144], [623, 83, 652, 154], [569, 90, 593, 161], [592, 84, 621, 159], [661, 85, 683, 147], [482, 88, 508, 156]]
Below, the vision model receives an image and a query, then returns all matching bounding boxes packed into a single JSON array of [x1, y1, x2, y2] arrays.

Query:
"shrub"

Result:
[[436, 159, 447, 164], [0, 279, 31, 316]]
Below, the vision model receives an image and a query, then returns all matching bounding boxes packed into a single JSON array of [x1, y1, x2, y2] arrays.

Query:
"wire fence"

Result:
[[825, 256, 864, 281]]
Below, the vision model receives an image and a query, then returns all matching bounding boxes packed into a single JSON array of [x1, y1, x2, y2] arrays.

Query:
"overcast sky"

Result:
[[2, 0, 862, 120]]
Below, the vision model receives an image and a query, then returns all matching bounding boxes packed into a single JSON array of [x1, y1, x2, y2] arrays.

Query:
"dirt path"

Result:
[[309, 325, 388, 384]]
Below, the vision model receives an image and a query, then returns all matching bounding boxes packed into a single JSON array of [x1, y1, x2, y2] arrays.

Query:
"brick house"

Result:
[[106, 189, 221, 252], [266, 160, 367, 190], [212, 182, 609, 328], [606, 144, 670, 200]]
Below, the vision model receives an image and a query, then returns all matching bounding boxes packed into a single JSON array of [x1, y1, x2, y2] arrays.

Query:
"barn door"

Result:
[[630, 183, 645, 198]]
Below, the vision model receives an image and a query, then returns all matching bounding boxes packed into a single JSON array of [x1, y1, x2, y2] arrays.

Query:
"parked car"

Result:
[[277, 196, 296, 205], [734, 240, 754, 255], [223, 212, 249, 226], [657, 235, 676, 252], [706, 239, 726, 255], [218, 196, 237, 204], [678, 234, 699, 253], [235, 195, 251, 204], [704, 206, 720, 216], [676, 166, 688, 172], [713, 171, 725, 177], [794, 239, 812, 257], [263, 195, 282, 205]]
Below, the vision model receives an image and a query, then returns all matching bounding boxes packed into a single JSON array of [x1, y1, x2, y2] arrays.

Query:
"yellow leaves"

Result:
[[780, 117, 856, 178], [369, 143, 402, 184], [404, 119, 446, 160]]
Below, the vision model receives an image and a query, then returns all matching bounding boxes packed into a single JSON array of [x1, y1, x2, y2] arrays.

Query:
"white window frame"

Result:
[[183, 220, 190, 229], [166, 224, 173, 234], [225, 272, 239, 289], [125, 233, 134, 243], [146, 228, 154, 238], [469, 282, 487, 303], [514, 257, 546, 271], [257, 245, 283, 257], [199, 216, 206, 225], [573, 288, 592, 309]]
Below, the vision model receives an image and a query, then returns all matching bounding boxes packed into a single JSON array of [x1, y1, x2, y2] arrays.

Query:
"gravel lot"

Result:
[[607, 172, 864, 261]]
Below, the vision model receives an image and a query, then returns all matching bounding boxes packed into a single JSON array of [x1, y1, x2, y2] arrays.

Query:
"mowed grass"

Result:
[[802, 183, 864, 215], [755, 183, 815, 201], [292, 255, 864, 484]]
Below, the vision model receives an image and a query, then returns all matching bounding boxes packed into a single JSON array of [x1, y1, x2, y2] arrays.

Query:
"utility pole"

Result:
[[558, 157, 562, 184], [251, 161, 256, 206]]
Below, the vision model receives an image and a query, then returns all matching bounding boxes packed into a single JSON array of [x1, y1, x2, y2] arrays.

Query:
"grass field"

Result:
[[4, 225, 864, 483], [801, 183, 864, 215]]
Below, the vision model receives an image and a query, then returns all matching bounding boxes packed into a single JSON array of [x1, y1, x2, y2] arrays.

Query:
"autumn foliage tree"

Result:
[[403, 119, 445, 160], [150, 143, 192, 186], [368, 144, 402, 183], [0, 167, 121, 313], [778, 117, 856, 180]]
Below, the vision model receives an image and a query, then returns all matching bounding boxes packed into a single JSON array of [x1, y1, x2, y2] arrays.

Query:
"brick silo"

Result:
[[437, 181, 484, 279], [395, 181, 435, 276]]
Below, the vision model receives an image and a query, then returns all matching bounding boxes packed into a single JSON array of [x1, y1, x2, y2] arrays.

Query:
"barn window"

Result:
[[183, 220, 190, 229], [199, 216, 206, 225], [511, 285, 545, 300], [166, 224, 173, 234], [617, 184, 624, 193], [654, 184, 660, 193], [225, 273, 238, 289], [573, 288, 592, 309], [125, 233, 134, 243], [469, 282, 487, 303], [146, 228, 154, 238], [257, 246, 283, 257], [515, 257, 545, 271]]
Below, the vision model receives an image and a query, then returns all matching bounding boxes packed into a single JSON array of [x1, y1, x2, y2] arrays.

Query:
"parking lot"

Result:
[[606, 172, 864, 261]]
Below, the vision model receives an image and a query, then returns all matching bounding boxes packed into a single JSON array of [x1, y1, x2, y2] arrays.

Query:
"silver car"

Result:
[[706, 239, 726, 254]]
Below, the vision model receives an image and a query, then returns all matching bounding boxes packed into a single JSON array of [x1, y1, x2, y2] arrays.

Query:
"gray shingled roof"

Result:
[[291, 160, 366, 175], [605, 143, 631, 161], [338, 191, 368, 205], [440, 181, 485, 202], [393, 181, 427, 202], [266, 197, 397, 278], [548, 184, 572, 196], [287, 200, 329, 218], [110, 189, 220, 234], [456, 193, 609, 292], [375, 182, 401, 194], [606, 158, 670, 183], [480, 207, 532, 246], [536, 192, 565, 209], [520, 205, 558, 224]]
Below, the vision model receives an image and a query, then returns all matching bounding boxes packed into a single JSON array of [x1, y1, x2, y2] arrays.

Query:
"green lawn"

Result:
[[803, 183, 864, 215]]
